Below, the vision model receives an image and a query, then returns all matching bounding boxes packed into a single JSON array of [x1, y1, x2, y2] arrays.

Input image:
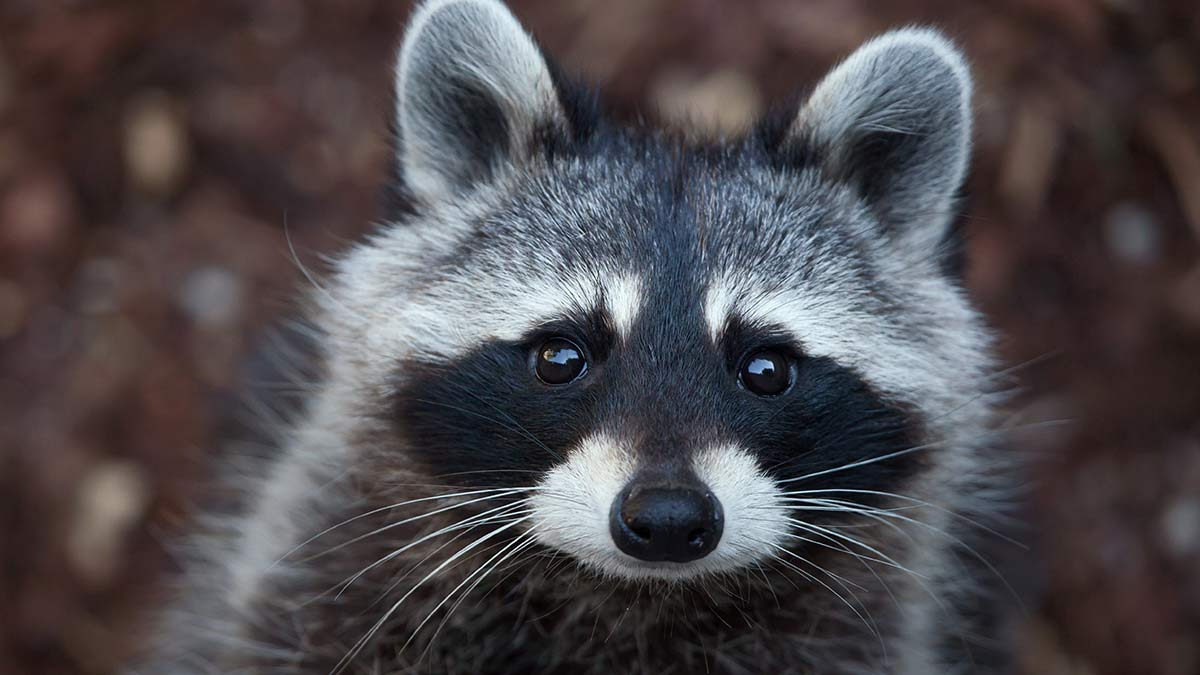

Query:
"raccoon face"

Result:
[[326, 0, 989, 584]]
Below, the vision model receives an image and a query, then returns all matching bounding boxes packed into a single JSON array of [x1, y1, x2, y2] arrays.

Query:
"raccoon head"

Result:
[[324, 0, 989, 585]]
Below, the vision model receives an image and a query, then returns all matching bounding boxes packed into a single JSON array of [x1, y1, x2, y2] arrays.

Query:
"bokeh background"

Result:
[[2, 1, 1199, 673]]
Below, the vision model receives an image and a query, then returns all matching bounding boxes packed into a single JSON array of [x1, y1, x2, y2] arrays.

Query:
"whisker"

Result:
[[771, 546, 867, 593], [334, 503, 534, 600], [359, 507, 537, 610], [764, 546, 884, 652], [283, 214, 355, 320], [778, 487, 1025, 548], [777, 439, 947, 485], [278, 486, 535, 566], [767, 527, 907, 572], [789, 497, 1024, 609], [781, 518, 926, 580], [331, 516, 533, 675], [408, 526, 544, 659], [433, 468, 545, 479], [298, 488, 534, 564]]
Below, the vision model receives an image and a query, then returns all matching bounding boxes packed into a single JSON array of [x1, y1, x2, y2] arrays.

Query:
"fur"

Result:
[[140, 2, 1016, 673]]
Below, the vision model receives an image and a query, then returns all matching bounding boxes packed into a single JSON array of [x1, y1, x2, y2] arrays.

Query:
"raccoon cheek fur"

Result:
[[142, 1, 1016, 673]]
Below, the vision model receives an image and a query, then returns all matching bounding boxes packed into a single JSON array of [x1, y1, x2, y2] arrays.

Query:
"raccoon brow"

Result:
[[522, 307, 616, 360], [718, 316, 803, 367]]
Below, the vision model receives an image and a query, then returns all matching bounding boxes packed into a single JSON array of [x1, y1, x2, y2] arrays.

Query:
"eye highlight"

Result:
[[534, 337, 588, 385], [739, 349, 792, 396]]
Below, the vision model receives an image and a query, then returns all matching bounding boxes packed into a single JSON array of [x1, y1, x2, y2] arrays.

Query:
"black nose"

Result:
[[609, 484, 724, 563]]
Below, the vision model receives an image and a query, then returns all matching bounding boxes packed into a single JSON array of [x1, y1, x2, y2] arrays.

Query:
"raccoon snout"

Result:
[[609, 483, 724, 563]]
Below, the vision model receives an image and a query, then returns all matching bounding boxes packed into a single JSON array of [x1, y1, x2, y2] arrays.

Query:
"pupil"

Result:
[[536, 339, 585, 384], [544, 346, 576, 367], [748, 357, 776, 378], [743, 351, 789, 395]]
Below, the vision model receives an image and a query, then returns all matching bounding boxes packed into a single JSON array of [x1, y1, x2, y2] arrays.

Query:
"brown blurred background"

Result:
[[2, 1, 1198, 673]]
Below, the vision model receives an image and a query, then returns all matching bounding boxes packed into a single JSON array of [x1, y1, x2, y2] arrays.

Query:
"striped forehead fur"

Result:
[[328, 145, 990, 433]]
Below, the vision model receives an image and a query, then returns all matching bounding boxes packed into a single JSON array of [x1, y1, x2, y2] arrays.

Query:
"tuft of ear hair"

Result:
[[393, 0, 566, 204], [790, 28, 973, 253]]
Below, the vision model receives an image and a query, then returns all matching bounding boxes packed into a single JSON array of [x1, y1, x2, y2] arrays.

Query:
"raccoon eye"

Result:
[[534, 337, 587, 385], [739, 349, 792, 396]]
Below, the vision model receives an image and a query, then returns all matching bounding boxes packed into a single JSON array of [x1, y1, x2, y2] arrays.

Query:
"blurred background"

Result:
[[2, 1, 1198, 673]]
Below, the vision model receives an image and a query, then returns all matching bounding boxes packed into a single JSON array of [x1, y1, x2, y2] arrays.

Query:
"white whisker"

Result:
[[765, 546, 883, 651], [334, 503, 534, 600], [778, 487, 1025, 547], [278, 487, 535, 566], [406, 526, 544, 657], [332, 515, 533, 675], [298, 488, 535, 564]]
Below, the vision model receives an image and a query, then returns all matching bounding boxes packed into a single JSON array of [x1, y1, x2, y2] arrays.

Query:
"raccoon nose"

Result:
[[609, 484, 724, 563]]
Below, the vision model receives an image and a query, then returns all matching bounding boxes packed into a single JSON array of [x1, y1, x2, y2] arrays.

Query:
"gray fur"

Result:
[[140, 2, 1013, 673], [792, 28, 972, 253], [395, 0, 566, 202]]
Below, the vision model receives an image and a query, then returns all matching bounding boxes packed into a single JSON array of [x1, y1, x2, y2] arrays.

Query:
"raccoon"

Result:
[[145, 1, 1014, 673]]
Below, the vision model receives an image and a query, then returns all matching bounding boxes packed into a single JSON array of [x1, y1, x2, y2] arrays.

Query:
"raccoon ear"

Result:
[[790, 28, 972, 251], [393, 0, 566, 203]]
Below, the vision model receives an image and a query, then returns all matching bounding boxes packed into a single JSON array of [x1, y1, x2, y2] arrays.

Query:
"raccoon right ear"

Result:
[[393, 0, 566, 203], [787, 28, 972, 254]]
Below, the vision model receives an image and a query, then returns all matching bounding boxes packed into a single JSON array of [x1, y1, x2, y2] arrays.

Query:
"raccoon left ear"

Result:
[[393, 0, 567, 204], [789, 28, 972, 251]]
